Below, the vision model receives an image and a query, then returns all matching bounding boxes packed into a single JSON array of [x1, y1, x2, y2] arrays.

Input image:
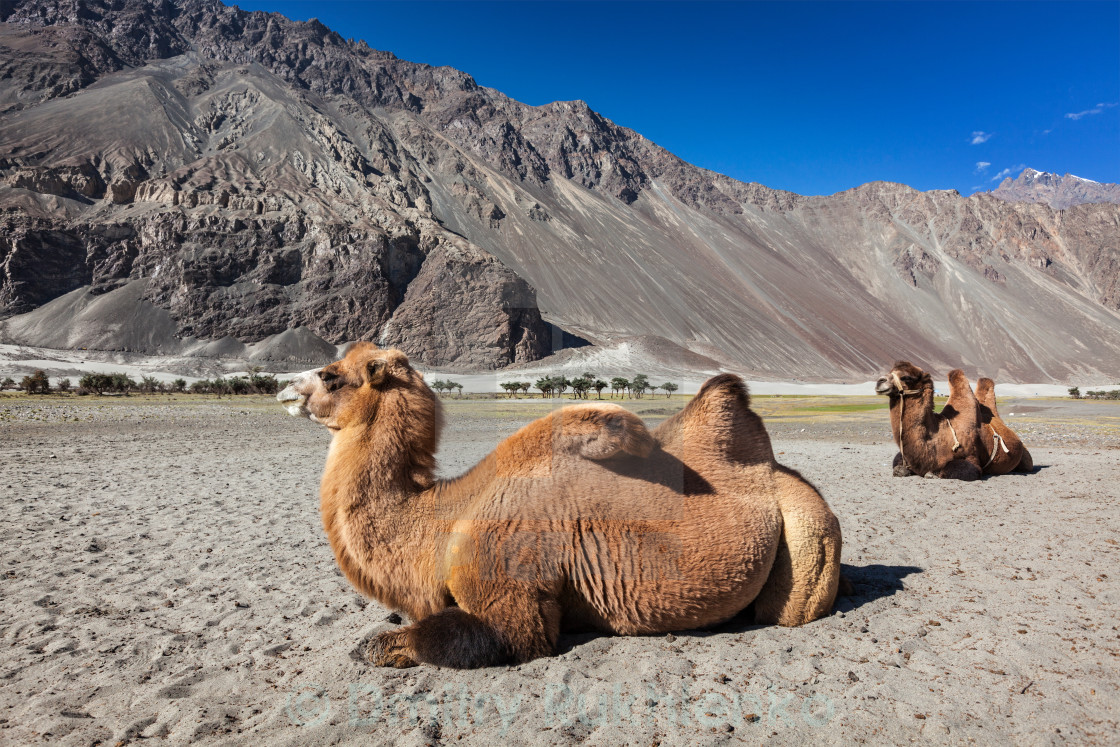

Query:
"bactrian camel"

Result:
[[277, 342, 842, 668], [975, 377, 1034, 474], [875, 361, 985, 480]]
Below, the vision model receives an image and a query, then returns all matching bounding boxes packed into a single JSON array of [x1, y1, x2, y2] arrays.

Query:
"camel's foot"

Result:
[[360, 609, 525, 669], [364, 630, 419, 668], [1015, 448, 1034, 473], [939, 458, 981, 481], [892, 453, 916, 477], [837, 574, 854, 597]]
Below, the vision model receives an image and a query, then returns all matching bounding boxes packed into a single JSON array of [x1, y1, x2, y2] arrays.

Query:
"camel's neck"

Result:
[[318, 395, 451, 620], [890, 384, 935, 447]]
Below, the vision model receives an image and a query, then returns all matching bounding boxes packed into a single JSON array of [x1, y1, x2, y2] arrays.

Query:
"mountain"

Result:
[[991, 168, 1120, 210], [1, 0, 1119, 381]]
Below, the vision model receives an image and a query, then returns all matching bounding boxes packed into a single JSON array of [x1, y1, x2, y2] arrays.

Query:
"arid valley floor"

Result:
[[1, 393, 1118, 745]]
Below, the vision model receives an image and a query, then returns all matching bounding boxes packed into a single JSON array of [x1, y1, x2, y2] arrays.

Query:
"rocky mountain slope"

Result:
[[991, 168, 1120, 210], [1, 0, 1119, 380]]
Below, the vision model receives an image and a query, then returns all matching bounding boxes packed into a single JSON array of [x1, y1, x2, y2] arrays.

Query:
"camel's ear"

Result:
[[366, 359, 388, 387]]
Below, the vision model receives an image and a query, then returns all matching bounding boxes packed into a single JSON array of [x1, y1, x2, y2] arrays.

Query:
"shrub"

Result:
[[110, 373, 135, 395], [249, 372, 279, 395], [172, 378, 187, 393], [79, 373, 112, 395], [20, 370, 50, 394], [57, 378, 71, 393]]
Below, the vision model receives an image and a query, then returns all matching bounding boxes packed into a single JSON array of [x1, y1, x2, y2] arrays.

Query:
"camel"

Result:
[[975, 377, 1034, 474], [277, 342, 842, 669], [875, 361, 984, 480]]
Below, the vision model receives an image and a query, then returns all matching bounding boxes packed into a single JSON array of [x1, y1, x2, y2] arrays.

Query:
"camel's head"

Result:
[[276, 342, 425, 432], [875, 361, 927, 396]]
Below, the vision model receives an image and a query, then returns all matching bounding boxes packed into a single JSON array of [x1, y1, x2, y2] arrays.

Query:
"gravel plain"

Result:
[[0, 392, 1118, 745]]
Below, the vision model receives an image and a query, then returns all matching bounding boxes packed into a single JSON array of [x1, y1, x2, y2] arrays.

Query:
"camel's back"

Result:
[[439, 399, 786, 634], [446, 453, 784, 634]]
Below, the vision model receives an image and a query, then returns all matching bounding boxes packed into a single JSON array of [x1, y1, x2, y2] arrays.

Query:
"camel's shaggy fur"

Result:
[[975, 377, 1034, 474], [875, 361, 984, 480], [277, 343, 841, 668]]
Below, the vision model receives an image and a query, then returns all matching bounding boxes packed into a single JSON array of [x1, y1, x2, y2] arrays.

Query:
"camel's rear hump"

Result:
[[976, 377, 999, 416], [653, 373, 774, 467]]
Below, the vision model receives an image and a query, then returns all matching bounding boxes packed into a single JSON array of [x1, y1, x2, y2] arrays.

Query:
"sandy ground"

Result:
[[1, 392, 1118, 745]]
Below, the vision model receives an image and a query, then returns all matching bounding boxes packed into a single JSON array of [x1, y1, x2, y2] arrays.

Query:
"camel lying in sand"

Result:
[[875, 361, 985, 480], [975, 377, 1034, 474], [277, 342, 841, 668]]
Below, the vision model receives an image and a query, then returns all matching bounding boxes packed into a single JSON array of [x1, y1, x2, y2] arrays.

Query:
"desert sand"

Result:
[[1, 392, 1118, 745]]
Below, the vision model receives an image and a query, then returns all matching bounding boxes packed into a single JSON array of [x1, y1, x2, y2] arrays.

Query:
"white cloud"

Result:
[[990, 163, 1027, 182], [1066, 102, 1118, 120], [975, 161, 991, 173], [970, 131, 993, 145]]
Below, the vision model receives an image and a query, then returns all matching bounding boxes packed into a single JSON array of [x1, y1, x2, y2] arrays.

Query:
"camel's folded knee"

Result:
[[751, 471, 842, 626]]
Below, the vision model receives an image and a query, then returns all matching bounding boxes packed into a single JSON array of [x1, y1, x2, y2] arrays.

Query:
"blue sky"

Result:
[[233, 1, 1119, 196]]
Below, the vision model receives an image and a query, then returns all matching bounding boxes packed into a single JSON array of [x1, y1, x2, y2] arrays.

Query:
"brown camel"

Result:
[[975, 377, 1034, 474], [875, 361, 984, 480], [277, 342, 842, 669]]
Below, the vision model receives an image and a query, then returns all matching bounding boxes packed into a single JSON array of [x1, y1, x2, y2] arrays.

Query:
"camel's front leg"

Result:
[[365, 603, 555, 669], [363, 612, 509, 669]]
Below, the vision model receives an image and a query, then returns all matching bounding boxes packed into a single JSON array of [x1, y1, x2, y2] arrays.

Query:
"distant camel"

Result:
[[277, 342, 841, 668], [975, 377, 1034, 474], [875, 361, 984, 480]]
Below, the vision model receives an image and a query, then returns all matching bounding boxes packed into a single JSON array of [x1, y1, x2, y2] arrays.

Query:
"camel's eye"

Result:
[[319, 370, 345, 390], [319, 370, 348, 391]]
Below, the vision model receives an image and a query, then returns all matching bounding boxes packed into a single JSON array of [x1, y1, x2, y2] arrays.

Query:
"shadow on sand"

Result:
[[833, 562, 923, 613]]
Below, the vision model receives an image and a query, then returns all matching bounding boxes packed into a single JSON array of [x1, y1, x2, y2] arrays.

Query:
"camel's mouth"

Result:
[[276, 385, 311, 418], [875, 377, 894, 395]]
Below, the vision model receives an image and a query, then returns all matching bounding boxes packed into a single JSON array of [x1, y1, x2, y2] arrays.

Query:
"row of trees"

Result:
[[1069, 386, 1120, 400], [187, 372, 282, 396], [1, 369, 282, 396], [430, 379, 464, 397], [501, 373, 679, 399]]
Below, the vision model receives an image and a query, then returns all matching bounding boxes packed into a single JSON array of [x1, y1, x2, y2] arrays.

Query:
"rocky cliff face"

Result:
[[991, 168, 1120, 210], [1, 0, 1119, 380]]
